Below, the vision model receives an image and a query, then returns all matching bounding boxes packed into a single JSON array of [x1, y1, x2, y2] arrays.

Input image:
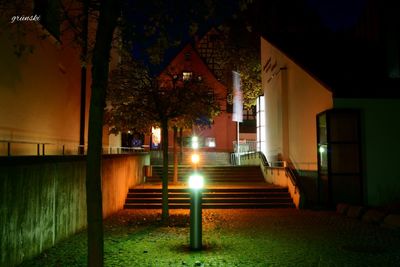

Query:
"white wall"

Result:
[[260, 37, 333, 170]]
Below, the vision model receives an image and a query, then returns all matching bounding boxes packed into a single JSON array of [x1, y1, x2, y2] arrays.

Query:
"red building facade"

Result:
[[148, 43, 236, 153]]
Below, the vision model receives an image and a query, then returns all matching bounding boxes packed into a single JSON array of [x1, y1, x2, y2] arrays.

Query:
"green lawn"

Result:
[[18, 209, 400, 267]]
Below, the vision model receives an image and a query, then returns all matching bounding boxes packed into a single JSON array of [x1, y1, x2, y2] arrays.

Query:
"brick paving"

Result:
[[19, 209, 400, 267]]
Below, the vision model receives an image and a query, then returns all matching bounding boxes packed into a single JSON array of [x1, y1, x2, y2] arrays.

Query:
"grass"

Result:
[[18, 209, 400, 267]]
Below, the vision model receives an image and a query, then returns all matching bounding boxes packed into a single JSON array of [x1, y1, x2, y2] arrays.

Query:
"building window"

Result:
[[34, 0, 60, 40], [182, 71, 193, 81], [151, 127, 161, 149], [205, 137, 216, 148], [243, 106, 256, 120], [184, 52, 191, 61], [256, 96, 266, 155]]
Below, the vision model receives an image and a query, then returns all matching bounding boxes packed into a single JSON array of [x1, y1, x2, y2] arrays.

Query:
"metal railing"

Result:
[[237, 151, 303, 203], [284, 160, 306, 205], [0, 140, 148, 157], [0, 140, 68, 156], [102, 146, 146, 154], [231, 141, 258, 165], [233, 140, 257, 153], [285, 165, 299, 194]]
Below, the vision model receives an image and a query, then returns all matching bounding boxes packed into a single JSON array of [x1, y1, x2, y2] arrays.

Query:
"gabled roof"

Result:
[[159, 42, 227, 91]]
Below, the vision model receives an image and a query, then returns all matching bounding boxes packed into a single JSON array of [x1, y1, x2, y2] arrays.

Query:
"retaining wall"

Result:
[[0, 153, 149, 267]]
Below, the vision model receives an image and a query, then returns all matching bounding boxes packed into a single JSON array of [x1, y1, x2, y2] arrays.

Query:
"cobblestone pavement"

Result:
[[201, 209, 400, 267], [19, 209, 400, 267]]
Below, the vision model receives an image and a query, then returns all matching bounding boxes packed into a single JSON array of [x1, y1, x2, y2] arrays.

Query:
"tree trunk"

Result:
[[86, 1, 120, 266], [173, 126, 178, 184], [79, 0, 88, 155], [179, 127, 183, 164], [161, 118, 169, 222]]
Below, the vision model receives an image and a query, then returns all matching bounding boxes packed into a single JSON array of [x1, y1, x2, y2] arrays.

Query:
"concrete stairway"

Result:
[[146, 165, 265, 183], [150, 151, 231, 165], [124, 187, 294, 209], [124, 165, 295, 209]]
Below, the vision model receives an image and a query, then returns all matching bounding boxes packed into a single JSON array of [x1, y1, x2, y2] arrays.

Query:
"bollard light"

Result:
[[189, 173, 204, 190], [191, 153, 200, 165], [189, 173, 204, 250], [191, 136, 199, 150]]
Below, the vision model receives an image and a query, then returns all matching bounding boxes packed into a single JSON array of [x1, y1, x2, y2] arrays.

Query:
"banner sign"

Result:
[[232, 71, 243, 122]]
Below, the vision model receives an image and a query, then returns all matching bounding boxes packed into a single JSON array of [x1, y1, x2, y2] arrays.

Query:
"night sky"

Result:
[[245, 0, 400, 98], [122, 0, 243, 75], [306, 0, 367, 31]]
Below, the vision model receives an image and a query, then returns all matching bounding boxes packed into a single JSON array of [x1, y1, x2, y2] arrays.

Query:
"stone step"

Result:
[[124, 187, 294, 209], [128, 188, 288, 193], [126, 164, 294, 209], [150, 152, 232, 165], [127, 192, 291, 198], [149, 166, 265, 182], [126, 197, 293, 204], [146, 177, 264, 184], [124, 202, 295, 209]]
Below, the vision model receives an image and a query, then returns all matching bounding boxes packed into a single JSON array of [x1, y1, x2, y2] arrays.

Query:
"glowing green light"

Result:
[[191, 136, 199, 149], [189, 174, 204, 190], [319, 146, 326, 153]]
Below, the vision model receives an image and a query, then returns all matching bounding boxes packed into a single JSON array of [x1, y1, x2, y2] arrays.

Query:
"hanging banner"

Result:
[[232, 71, 243, 122]]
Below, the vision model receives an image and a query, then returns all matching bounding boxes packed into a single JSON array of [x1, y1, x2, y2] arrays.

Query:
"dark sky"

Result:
[[305, 0, 367, 31], [123, 0, 242, 75]]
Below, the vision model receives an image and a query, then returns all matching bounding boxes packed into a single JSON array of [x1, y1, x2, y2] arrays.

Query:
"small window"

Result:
[[205, 137, 216, 148], [184, 52, 191, 61], [182, 71, 193, 81]]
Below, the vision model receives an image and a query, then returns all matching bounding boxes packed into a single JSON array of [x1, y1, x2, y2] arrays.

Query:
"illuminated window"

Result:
[[182, 71, 193, 81], [256, 96, 265, 155], [205, 137, 216, 148], [151, 127, 161, 149]]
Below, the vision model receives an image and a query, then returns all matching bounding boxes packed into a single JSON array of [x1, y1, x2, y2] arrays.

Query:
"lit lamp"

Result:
[[191, 136, 199, 150], [189, 173, 204, 250], [191, 153, 200, 171]]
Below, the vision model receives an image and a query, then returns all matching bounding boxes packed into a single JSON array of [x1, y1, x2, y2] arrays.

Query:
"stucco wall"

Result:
[[0, 22, 91, 152], [260, 37, 333, 170], [334, 98, 400, 206], [0, 154, 149, 267]]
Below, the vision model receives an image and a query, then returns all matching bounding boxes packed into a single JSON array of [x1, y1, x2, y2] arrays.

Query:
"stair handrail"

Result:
[[241, 151, 304, 209], [257, 151, 270, 167], [233, 151, 270, 167], [285, 159, 305, 208], [285, 165, 299, 194]]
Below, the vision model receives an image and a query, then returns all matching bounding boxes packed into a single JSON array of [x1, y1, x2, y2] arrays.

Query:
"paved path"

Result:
[[201, 209, 400, 266], [19, 209, 400, 267]]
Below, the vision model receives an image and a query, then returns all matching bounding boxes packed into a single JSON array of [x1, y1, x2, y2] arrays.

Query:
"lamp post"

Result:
[[189, 173, 204, 250], [191, 153, 200, 170], [189, 135, 203, 250]]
